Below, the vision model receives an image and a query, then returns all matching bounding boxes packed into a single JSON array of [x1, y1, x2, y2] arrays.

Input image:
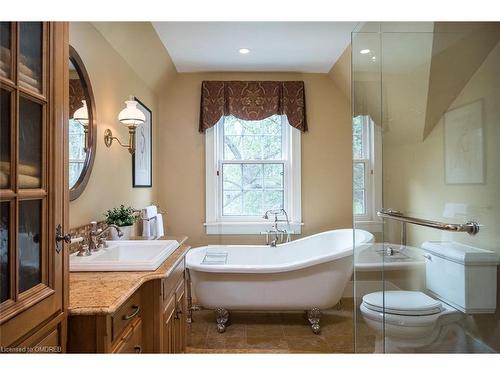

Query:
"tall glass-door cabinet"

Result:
[[0, 22, 68, 352]]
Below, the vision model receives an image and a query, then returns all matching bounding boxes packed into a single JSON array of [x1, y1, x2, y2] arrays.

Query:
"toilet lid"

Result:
[[362, 291, 442, 316]]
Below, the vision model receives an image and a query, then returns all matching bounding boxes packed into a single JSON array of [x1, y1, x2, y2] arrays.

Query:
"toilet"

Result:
[[360, 241, 500, 352]]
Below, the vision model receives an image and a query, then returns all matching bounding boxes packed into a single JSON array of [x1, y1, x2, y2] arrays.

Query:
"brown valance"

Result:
[[199, 80, 307, 132], [69, 78, 85, 118]]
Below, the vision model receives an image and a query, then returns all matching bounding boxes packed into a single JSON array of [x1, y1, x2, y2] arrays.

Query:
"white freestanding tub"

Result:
[[186, 229, 374, 333]]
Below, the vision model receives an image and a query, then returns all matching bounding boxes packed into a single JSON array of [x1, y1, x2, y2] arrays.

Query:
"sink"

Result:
[[70, 240, 180, 272]]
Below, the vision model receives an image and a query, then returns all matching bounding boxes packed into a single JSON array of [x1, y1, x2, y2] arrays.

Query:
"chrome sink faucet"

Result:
[[262, 209, 291, 247], [89, 221, 123, 251]]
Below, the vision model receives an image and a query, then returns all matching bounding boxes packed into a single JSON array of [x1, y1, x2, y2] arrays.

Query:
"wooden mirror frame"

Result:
[[69, 45, 96, 201]]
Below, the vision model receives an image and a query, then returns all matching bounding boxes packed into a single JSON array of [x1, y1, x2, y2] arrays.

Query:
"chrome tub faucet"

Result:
[[262, 209, 291, 247]]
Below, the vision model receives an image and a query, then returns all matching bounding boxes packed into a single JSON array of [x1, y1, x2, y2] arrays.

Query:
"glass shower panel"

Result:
[[353, 22, 500, 354], [352, 26, 384, 353]]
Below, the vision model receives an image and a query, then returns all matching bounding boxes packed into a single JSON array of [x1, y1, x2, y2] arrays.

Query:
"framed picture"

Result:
[[444, 100, 484, 184], [132, 97, 152, 187]]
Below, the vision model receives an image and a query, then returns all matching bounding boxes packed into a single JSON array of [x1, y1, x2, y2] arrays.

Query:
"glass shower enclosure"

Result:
[[352, 22, 500, 353]]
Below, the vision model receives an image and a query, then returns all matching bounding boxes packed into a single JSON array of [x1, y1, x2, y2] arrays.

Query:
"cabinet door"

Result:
[[0, 22, 68, 348], [162, 293, 176, 353], [173, 279, 186, 353]]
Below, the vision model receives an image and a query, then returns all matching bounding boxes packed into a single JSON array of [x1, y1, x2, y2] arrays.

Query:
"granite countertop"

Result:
[[68, 236, 189, 316]]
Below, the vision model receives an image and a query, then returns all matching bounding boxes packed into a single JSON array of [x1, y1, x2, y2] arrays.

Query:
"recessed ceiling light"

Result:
[[239, 48, 250, 54], [360, 49, 371, 54]]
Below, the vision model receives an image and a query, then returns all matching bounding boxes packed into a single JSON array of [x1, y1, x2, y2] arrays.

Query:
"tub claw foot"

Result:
[[217, 323, 226, 333], [307, 308, 321, 334], [215, 308, 229, 334]]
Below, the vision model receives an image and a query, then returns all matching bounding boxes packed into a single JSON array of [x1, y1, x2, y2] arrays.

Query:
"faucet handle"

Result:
[[97, 237, 107, 249], [76, 244, 91, 257], [90, 221, 98, 233]]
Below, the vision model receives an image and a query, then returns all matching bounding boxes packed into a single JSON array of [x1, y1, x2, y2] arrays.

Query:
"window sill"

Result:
[[204, 221, 303, 235]]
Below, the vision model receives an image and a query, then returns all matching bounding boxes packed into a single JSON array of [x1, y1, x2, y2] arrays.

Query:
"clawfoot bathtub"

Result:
[[186, 229, 374, 334]]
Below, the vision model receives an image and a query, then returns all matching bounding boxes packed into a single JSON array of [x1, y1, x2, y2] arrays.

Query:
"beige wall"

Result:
[[383, 41, 500, 351], [69, 22, 159, 228], [329, 45, 351, 102], [157, 72, 352, 247], [91, 22, 177, 93]]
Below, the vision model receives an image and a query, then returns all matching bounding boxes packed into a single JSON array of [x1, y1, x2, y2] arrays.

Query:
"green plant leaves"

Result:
[[104, 204, 136, 227]]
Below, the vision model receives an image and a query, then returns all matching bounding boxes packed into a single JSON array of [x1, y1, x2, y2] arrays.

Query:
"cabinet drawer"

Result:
[[162, 259, 185, 302], [111, 290, 141, 342], [113, 318, 142, 354]]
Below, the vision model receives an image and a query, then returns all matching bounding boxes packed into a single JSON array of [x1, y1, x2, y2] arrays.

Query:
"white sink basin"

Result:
[[70, 240, 180, 272]]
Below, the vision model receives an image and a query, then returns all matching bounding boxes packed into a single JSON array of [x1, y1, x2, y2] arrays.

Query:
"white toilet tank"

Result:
[[421, 241, 500, 314]]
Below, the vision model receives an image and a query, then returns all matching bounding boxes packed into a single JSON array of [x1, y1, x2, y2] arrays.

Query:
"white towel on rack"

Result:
[[142, 205, 157, 219], [142, 218, 151, 237], [155, 214, 164, 238]]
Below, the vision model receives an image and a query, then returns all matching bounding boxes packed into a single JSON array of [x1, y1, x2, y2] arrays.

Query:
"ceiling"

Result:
[[152, 22, 358, 73]]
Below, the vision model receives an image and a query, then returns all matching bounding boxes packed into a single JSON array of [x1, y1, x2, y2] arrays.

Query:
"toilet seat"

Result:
[[362, 291, 443, 316]]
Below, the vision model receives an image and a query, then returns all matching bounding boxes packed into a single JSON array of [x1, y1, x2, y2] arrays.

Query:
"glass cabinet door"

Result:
[[0, 201, 10, 304], [0, 22, 13, 81], [0, 22, 66, 348], [19, 22, 43, 94]]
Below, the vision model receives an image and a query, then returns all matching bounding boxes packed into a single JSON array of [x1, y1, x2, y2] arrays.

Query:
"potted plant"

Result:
[[104, 205, 136, 240]]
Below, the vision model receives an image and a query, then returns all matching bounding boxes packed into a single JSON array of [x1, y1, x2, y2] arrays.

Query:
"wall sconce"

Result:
[[73, 100, 89, 151], [104, 96, 145, 154]]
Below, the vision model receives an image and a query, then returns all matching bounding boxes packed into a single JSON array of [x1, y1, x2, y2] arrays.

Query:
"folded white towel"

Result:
[[142, 205, 157, 219], [150, 218, 156, 238], [155, 214, 164, 238], [142, 218, 151, 237]]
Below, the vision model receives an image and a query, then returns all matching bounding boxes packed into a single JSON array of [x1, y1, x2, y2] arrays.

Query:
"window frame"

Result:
[[205, 115, 302, 235], [68, 118, 86, 188], [353, 115, 382, 230]]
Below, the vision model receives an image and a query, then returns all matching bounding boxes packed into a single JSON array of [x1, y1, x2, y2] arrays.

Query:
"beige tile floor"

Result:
[[186, 299, 377, 354]]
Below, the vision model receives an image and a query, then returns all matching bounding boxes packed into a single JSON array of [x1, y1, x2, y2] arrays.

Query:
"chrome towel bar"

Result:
[[377, 208, 480, 235]]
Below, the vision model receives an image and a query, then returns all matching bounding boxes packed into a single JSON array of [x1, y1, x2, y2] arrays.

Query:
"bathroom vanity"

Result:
[[66, 236, 189, 353]]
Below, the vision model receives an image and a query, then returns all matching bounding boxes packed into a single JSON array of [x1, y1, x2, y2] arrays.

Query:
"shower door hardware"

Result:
[[377, 208, 480, 235], [55, 224, 71, 253]]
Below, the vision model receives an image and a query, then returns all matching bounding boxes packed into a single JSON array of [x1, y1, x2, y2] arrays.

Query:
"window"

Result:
[[68, 119, 86, 188], [353, 115, 381, 224], [205, 115, 302, 234]]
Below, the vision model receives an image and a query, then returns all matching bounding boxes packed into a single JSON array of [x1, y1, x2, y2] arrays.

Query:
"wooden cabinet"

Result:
[[162, 276, 186, 353], [0, 22, 68, 351], [162, 293, 176, 353], [173, 278, 186, 353], [67, 289, 143, 353], [67, 257, 187, 354], [111, 290, 141, 342], [112, 318, 142, 354]]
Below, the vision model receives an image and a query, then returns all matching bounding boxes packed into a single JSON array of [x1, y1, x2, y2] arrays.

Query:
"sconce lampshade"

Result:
[[73, 100, 89, 126], [118, 97, 145, 127]]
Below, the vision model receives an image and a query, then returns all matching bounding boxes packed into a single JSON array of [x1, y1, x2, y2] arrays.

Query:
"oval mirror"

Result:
[[68, 45, 96, 200]]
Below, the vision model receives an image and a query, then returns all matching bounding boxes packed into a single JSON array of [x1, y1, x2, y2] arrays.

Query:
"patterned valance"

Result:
[[69, 78, 85, 118], [199, 81, 307, 132]]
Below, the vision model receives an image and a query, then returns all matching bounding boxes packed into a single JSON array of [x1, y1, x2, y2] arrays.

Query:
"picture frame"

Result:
[[444, 100, 484, 185], [132, 97, 152, 187]]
